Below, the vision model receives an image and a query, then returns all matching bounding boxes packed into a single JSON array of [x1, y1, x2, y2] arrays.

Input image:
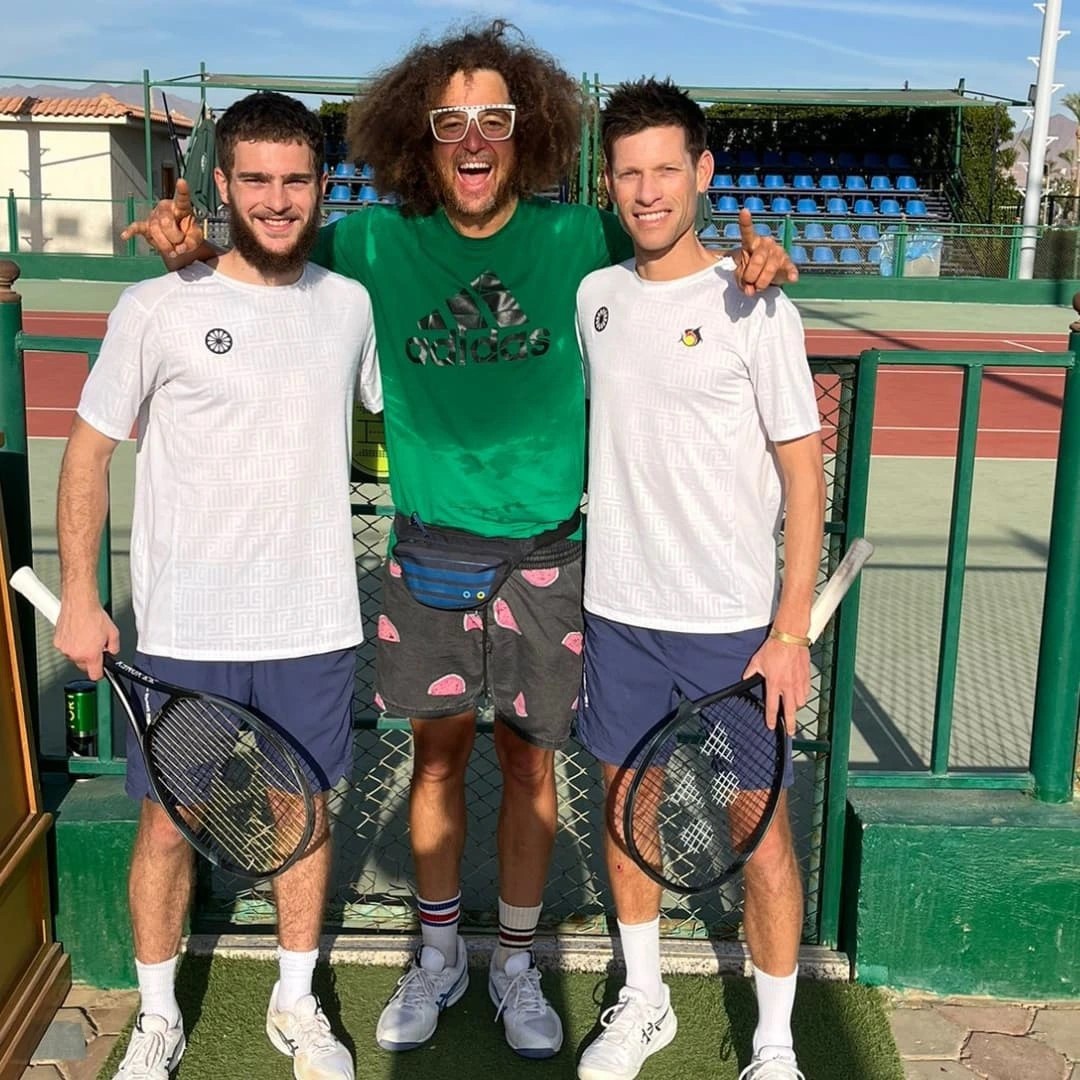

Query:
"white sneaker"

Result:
[[738, 1047, 805, 1079], [488, 951, 564, 1059], [576, 985, 676, 1080], [111, 1013, 185, 1079], [265, 982, 355, 1080], [375, 939, 469, 1051]]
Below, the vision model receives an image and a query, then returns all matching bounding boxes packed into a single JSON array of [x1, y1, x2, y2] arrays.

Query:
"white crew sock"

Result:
[[276, 946, 319, 1012], [493, 898, 543, 971], [752, 964, 798, 1054], [417, 893, 461, 963], [618, 916, 664, 1008], [135, 955, 180, 1027]]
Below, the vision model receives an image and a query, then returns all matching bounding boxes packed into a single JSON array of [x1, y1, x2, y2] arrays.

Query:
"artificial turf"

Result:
[[100, 955, 904, 1079]]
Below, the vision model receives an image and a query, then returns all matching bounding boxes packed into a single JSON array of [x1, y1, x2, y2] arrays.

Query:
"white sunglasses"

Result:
[[429, 104, 517, 144]]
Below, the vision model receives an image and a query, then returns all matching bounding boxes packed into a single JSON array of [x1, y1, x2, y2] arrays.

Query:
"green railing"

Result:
[[5, 191, 155, 257]]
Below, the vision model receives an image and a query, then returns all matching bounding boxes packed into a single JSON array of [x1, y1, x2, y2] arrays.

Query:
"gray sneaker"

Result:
[[112, 1013, 185, 1080], [375, 939, 469, 1051]]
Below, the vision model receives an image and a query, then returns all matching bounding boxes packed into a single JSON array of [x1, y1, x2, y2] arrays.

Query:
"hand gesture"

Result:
[[731, 208, 799, 296], [120, 179, 206, 268]]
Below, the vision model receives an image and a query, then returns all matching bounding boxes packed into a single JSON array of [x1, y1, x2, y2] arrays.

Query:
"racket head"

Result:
[[106, 663, 318, 879], [622, 675, 787, 896]]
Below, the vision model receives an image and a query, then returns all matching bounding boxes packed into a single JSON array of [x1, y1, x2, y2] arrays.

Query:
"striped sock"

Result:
[[417, 893, 461, 962], [493, 898, 542, 970]]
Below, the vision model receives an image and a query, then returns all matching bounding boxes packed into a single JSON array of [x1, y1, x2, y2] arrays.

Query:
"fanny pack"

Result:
[[392, 510, 581, 611]]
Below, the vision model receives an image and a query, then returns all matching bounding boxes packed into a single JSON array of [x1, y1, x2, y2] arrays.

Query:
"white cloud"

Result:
[[706, 0, 1034, 28]]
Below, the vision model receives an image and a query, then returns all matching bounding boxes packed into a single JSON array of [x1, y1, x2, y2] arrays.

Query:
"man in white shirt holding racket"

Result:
[[52, 92, 378, 1080], [574, 79, 825, 1080]]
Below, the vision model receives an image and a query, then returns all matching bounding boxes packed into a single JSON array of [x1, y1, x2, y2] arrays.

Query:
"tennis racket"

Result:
[[10, 567, 317, 880], [622, 538, 874, 896]]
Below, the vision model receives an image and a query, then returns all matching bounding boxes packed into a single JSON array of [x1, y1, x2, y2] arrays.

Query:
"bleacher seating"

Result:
[[826, 197, 848, 215], [812, 246, 836, 264], [723, 222, 741, 239], [845, 175, 867, 191], [839, 247, 861, 264], [797, 197, 819, 214], [744, 196, 765, 213], [738, 173, 760, 189], [714, 173, 734, 189], [716, 195, 739, 213], [791, 244, 809, 263], [857, 223, 881, 241], [880, 198, 902, 216], [803, 223, 827, 241], [771, 196, 792, 213], [831, 223, 853, 240], [327, 183, 352, 202], [870, 175, 892, 191], [906, 199, 927, 217]]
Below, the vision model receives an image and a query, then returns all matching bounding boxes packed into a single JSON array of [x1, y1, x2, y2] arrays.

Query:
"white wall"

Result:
[[0, 127, 30, 253]]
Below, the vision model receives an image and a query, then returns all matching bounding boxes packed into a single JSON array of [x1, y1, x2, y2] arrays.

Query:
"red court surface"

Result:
[[21, 313, 1067, 459]]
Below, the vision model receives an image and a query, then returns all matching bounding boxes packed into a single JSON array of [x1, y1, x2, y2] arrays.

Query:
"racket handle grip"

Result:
[[9, 566, 62, 625]]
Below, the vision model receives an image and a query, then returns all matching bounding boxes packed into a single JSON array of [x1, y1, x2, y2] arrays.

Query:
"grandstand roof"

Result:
[[0, 92, 193, 128], [668, 87, 1017, 108]]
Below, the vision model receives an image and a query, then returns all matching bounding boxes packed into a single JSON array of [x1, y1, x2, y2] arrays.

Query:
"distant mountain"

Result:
[[1009, 112, 1079, 191], [0, 82, 203, 122]]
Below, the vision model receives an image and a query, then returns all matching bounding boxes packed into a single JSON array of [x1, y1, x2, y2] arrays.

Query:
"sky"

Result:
[[2, 0, 1079, 114]]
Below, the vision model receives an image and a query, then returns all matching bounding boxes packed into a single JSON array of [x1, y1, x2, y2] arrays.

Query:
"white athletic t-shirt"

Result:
[[78, 261, 381, 660], [576, 257, 820, 633]]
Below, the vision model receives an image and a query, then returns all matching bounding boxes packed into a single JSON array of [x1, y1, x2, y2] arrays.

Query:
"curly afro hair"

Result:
[[347, 20, 585, 217]]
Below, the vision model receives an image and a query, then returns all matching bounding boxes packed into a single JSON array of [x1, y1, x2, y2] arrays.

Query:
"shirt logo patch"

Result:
[[680, 327, 702, 347], [205, 328, 233, 354], [594, 307, 609, 332]]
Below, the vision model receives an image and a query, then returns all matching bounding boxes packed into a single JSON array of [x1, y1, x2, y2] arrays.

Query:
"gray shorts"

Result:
[[374, 540, 583, 749]]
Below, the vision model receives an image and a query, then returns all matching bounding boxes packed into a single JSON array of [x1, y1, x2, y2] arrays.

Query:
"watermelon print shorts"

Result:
[[374, 539, 583, 749]]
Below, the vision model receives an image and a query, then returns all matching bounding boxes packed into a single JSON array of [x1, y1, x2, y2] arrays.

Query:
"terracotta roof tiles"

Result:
[[0, 92, 193, 129]]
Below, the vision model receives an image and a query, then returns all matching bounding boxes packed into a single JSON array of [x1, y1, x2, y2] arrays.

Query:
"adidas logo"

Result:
[[406, 272, 551, 366]]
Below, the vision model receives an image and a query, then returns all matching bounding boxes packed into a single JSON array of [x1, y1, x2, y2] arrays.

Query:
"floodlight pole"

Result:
[[1019, 0, 1067, 279]]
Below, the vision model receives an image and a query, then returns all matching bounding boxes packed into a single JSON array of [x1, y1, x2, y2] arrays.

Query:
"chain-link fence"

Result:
[[197, 360, 857, 947]]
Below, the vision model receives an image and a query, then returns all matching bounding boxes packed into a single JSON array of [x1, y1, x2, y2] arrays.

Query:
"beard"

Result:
[[435, 160, 518, 223], [227, 200, 321, 277]]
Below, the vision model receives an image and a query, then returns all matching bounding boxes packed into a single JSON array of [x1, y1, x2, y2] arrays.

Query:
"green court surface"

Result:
[[99, 957, 903, 1080]]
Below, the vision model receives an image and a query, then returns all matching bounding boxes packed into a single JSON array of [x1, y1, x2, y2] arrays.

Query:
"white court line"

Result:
[[877, 425, 1059, 433], [875, 367, 1064, 378], [1002, 339, 1044, 353]]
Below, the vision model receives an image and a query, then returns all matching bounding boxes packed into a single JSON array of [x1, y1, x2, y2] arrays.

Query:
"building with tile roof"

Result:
[[0, 93, 195, 255]]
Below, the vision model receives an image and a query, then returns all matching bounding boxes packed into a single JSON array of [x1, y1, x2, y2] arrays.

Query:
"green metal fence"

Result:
[[4, 192, 156, 258]]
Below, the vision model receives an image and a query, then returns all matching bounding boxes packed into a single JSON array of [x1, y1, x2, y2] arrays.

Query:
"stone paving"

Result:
[[19, 982, 1080, 1079], [888, 994, 1080, 1080]]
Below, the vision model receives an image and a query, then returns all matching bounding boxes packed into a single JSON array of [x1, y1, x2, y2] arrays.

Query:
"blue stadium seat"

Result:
[[793, 174, 814, 190], [863, 151, 884, 169], [906, 199, 928, 216], [327, 183, 352, 202], [713, 173, 735, 189], [870, 175, 892, 191], [888, 152, 911, 170], [723, 222, 741, 239], [839, 247, 862, 264], [819, 174, 841, 190], [744, 196, 765, 213], [738, 149, 759, 167], [812, 246, 837, 264], [845, 175, 867, 191], [810, 151, 832, 169], [358, 184, 379, 203], [754, 222, 772, 236], [764, 174, 785, 189], [716, 195, 739, 213], [771, 196, 793, 214], [325, 210, 348, 224], [857, 223, 881, 241], [897, 175, 918, 192], [333, 162, 356, 178], [880, 198, 902, 216], [791, 244, 809, 264], [359, 163, 375, 180], [831, 223, 853, 240], [826, 197, 849, 215], [797, 197, 819, 214], [738, 173, 761, 189], [763, 150, 784, 167], [867, 245, 883, 265], [803, 222, 826, 241], [699, 223, 720, 240], [853, 199, 876, 215], [786, 150, 809, 168], [836, 151, 858, 170]]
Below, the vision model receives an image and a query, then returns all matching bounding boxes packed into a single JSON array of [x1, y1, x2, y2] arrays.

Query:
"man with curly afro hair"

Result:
[[127, 19, 797, 1063]]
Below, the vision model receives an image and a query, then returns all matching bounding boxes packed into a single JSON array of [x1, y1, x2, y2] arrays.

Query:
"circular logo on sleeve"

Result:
[[594, 307, 609, 332], [205, 328, 233, 354]]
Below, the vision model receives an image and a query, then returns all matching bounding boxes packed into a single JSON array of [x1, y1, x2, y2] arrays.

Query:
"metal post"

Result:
[[125, 194, 137, 257], [6, 189, 16, 254], [143, 69, 154, 206], [1029, 310, 1080, 802], [0, 258, 37, 726], [1019, 0, 1064, 278], [894, 220, 908, 279]]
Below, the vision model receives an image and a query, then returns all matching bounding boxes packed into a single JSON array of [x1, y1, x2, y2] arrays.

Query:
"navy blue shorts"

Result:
[[576, 613, 793, 787], [125, 649, 356, 801]]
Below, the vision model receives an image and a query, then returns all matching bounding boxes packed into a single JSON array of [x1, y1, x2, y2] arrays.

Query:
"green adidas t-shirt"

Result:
[[310, 198, 632, 539]]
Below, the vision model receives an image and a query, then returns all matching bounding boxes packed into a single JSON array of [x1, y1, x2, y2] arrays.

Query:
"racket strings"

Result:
[[627, 689, 782, 893], [147, 697, 312, 874]]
